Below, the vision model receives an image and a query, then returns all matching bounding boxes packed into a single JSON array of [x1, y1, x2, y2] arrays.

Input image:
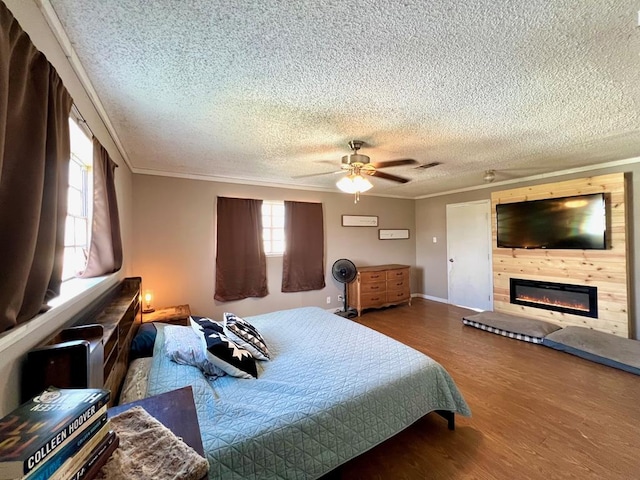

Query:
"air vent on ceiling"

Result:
[[415, 162, 441, 169]]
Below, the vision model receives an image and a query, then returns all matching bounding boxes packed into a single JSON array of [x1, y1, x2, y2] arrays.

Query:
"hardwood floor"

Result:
[[336, 298, 640, 480]]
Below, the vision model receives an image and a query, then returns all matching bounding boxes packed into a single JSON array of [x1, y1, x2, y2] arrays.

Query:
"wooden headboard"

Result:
[[22, 277, 142, 406]]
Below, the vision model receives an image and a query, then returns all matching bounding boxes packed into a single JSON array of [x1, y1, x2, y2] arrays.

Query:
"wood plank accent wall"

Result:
[[491, 173, 629, 338]]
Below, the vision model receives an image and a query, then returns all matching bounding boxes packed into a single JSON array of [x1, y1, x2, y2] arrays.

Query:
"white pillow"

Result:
[[163, 325, 225, 378]]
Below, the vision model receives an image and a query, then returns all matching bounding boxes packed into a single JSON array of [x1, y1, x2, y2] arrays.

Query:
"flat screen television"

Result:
[[496, 193, 607, 249]]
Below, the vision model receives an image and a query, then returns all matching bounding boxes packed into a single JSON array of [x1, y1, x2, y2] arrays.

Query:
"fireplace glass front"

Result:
[[510, 278, 598, 318]]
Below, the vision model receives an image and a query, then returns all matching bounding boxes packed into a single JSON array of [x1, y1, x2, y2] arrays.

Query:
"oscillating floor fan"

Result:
[[331, 259, 357, 318]]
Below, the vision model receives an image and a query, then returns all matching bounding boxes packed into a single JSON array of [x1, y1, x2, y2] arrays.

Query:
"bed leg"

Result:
[[436, 410, 455, 430]]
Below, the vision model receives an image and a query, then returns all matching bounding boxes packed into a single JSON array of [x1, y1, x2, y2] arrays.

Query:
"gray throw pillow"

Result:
[[163, 325, 225, 378]]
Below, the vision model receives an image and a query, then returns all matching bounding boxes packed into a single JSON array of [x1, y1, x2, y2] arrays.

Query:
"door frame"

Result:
[[446, 199, 493, 311]]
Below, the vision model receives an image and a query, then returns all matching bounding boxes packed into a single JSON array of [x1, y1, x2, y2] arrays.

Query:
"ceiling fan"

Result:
[[295, 140, 418, 202], [296, 141, 418, 182], [336, 140, 418, 202], [337, 140, 417, 183]]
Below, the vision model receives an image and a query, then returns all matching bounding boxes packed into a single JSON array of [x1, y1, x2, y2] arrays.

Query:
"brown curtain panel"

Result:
[[79, 139, 123, 278], [214, 197, 268, 301], [0, 4, 73, 333], [282, 201, 325, 292]]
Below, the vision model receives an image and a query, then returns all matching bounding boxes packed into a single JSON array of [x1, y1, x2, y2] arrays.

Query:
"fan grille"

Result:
[[332, 259, 356, 284]]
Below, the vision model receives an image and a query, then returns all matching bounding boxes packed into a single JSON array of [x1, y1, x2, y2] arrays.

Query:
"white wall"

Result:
[[132, 175, 416, 319], [0, 1, 135, 415]]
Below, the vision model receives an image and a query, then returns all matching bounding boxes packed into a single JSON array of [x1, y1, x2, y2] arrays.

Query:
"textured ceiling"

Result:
[[48, 0, 640, 198]]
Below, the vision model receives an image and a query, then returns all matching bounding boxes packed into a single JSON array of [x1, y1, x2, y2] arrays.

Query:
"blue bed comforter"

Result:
[[147, 307, 470, 479]]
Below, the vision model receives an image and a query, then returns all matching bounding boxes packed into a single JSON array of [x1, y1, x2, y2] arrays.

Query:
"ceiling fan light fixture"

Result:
[[483, 170, 496, 183], [352, 174, 373, 192], [336, 174, 373, 194], [336, 175, 356, 193], [337, 173, 373, 203]]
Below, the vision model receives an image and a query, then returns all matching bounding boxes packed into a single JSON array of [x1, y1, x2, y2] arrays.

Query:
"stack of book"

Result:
[[0, 387, 119, 480]]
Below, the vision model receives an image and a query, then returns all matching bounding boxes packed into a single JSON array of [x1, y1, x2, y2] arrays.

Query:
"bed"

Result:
[[129, 306, 471, 479]]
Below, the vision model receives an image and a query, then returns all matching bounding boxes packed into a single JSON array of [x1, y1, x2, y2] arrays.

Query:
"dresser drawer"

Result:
[[386, 268, 409, 281], [360, 271, 385, 283], [360, 281, 386, 294], [387, 289, 410, 302], [387, 278, 408, 292], [361, 292, 387, 307]]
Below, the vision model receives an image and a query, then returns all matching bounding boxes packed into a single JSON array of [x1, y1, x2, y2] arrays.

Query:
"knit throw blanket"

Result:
[[96, 406, 209, 480]]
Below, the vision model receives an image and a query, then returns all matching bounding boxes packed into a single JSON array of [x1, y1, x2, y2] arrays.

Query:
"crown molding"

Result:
[[36, 0, 133, 170]]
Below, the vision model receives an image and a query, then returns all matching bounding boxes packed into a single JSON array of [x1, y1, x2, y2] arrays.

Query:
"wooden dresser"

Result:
[[348, 264, 411, 317]]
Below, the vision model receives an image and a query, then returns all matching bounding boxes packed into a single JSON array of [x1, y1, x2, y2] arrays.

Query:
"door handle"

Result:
[[449, 258, 454, 262]]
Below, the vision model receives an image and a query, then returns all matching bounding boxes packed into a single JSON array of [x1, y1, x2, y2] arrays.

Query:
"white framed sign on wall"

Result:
[[341, 215, 378, 227], [378, 229, 410, 240]]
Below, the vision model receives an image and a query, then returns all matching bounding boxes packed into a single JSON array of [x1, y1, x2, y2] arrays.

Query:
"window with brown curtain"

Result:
[[0, 3, 73, 332], [282, 201, 325, 292], [214, 197, 268, 301], [79, 138, 123, 278]]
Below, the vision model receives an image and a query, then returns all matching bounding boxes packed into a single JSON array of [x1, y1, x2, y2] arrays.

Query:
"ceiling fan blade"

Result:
[[370, 170, 410, 183], [292, 170, 342, 179], [371, 158, 418, 169]]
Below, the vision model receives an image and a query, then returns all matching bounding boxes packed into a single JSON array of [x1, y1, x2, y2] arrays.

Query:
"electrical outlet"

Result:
[[326, 296, 331, 304], [338, 294, 343, 302]]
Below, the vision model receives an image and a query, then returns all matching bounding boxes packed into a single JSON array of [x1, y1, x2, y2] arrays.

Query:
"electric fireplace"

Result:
[[510, 278, 598, 318]]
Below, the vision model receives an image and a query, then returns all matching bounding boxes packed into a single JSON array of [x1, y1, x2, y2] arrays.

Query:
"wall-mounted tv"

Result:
[[496, 193, 608, 249]]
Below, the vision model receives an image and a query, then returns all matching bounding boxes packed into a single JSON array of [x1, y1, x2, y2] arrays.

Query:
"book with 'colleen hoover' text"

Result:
[[0, 387, 109, 479], [23, 412, 108, 480]]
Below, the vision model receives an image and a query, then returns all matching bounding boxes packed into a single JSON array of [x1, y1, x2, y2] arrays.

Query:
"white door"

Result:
[[446, 200, 493, 311]]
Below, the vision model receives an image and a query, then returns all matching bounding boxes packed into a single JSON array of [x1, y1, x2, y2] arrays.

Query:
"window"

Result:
[[62, 117, 93, 280], [262, 200, 285, 255]]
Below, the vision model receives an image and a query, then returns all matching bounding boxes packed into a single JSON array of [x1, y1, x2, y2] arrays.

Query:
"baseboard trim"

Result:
[[412, 293, 449, 304]]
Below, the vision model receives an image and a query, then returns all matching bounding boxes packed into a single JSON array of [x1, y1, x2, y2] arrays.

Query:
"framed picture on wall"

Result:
[[341, 215, 378, 227], [378, 229, 410, 240]]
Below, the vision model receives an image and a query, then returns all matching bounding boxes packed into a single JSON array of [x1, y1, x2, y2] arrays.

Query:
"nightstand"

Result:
[[142, 304, 191, 326], [109, 386, 207, 479]]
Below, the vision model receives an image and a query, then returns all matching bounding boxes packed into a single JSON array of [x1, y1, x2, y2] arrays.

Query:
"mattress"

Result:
[[462, 311, 561, 344], [543, 326, 640, 375], [146, 306, 471, 479]]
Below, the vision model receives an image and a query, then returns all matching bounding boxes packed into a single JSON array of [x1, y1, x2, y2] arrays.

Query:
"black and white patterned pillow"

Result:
[[189, 316, 257, 379], [223, 312, 271, 361]]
